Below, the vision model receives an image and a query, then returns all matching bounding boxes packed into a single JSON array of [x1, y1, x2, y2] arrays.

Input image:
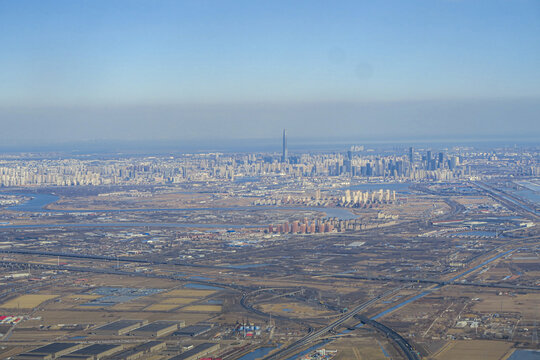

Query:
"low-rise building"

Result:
[[93, 320, 146, 336], [16, 343, 84, 359], [60, 344, 124, 360], [168, 343, 220, 360], [129, 321, 183, 337], [173, 324, 213, 337], [108, 341, 166, 360]]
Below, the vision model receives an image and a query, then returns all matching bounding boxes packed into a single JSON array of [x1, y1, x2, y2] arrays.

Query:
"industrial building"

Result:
[[59, 344, 124, 360], [108, 341, 166, 360], [56, 355, 93, 360], [173, 324, 213, 337], [168, 343, 220, 360], [13, 354, 53, 360], [14, 343, 84, 359], [129, 320, 183, 337], [93, 320, 147, 336]]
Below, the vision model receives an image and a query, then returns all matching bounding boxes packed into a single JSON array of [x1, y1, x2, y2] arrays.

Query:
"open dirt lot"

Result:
[[47, 192, 254, 210], [160, 297, 197, 305], [160, 289, 216, 298], [182, 305, 222, 312], [472, 293, 540, 318], [258, 302, 331, 318], [433, 340, 514, 360], [145, 303, 179, 311], [1, 294, 58, 309], [328, 335, 397, 360]]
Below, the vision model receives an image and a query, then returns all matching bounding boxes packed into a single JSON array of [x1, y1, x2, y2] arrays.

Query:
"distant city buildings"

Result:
[[282, 129, 288, 163], [0, 141, 537, 188]]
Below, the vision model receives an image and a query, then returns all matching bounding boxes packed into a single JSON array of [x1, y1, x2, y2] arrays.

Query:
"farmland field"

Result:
[[0, 294, 58, 309]]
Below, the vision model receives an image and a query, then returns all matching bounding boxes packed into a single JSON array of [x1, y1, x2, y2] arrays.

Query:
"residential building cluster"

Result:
[[0, 145, 536, 187], [267, 217, 382, 234]]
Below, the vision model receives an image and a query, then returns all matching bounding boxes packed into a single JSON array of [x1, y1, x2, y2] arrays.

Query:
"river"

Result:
[[508, 350, 540, 359], [1, 193, 357, 229]]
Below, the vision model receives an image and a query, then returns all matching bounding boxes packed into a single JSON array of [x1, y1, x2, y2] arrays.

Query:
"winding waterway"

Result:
[[1, 192, 357, 229]]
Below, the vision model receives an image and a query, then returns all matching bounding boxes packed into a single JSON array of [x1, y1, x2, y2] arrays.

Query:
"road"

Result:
[[263, 287, 402, 360], [330, 273, 540, 291], [474, 182, 539, 220], [0, 248, 240, 270], [5, 248, 537, 291], [0, 260, 249, 292], [240, 290, 311, 325], [263, 247, 524, 359], [355, 315, 420, 360]]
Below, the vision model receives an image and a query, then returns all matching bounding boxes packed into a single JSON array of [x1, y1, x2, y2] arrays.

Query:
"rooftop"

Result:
[[70, 344, 122, 356], [168, 343, 219, 360], [132, 321, 179, 333], [29, 343, 80, 354], [94, 320, 142, 331]]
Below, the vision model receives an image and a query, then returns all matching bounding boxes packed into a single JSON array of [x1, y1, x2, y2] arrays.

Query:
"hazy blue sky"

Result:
[[1, 0, 539, 146]]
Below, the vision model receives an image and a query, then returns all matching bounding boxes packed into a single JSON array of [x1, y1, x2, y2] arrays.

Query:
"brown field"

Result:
[[109, 303, 147, 311], [161, 297, 196, 305], [434, 340, 513, 360], [259, 302, 331, 318], [182, 305, 222, 312], [160, 289, 216, 298], [64, 295, 100, 300], [74, 274, 178, 289], [2, 330, 69, 343], [1, 294, 58, 309], [249, 279, 365, 294], [472, 293, 540, 318], [145, 303, 179, 311], [27, 309, 199, 326], [41, 294, 101, 309], [453, 196, 496, 206], [331, 336, 395, 360], [47, 192, 254, 210]]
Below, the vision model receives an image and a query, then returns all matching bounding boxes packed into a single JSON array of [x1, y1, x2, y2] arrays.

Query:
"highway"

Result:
[[240, 290, 311, 325], [355, 314, 420, 360], [0, 260, 250, 292], [5, 249, 537, 291], [474, 181, 539, 220], [263, 287, 402, 360], [330, 273, 540, 291], [263, 247, 526, 359], [0, 248, 240, 270]]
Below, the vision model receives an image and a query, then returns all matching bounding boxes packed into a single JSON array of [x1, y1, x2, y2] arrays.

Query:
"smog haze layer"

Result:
[[1, 0, 539, 149]]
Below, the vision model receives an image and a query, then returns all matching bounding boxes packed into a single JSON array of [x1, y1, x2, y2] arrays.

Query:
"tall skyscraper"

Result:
[[282, 129, 288, 163], [408, 147, 414, 164]]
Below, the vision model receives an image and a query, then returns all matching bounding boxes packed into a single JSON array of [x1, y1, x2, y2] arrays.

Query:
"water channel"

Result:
[[1, 193, 358, 229], [284, 249, 517, 359]]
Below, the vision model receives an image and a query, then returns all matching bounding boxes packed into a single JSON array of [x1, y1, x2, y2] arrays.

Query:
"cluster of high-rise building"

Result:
[[338, 189, 396, 207], [267, 218, 335, 234], [267, 216, 384, 234], [253, 189, 397, 208], [0, 134, 536, 188], [0, 150, 468, 187]]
